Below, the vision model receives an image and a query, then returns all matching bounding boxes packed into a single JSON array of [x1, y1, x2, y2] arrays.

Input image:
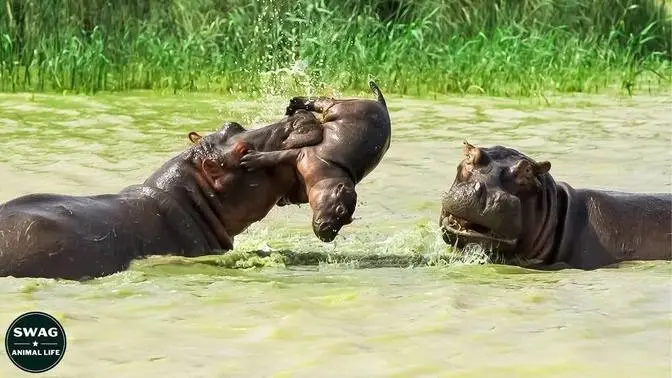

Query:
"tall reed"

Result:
[[0, 0, 670, 96]]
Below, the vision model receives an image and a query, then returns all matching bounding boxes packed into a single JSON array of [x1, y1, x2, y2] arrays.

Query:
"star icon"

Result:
[[32, 341, 38, 347]]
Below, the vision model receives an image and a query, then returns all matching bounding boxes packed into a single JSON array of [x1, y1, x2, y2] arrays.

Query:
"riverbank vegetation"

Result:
[[0, 0, 670, 96]]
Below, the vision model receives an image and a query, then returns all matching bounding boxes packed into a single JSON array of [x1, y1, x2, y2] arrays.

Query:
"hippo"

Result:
[[0, 112, 322, 280], [439, 141, 672, 270], [208, 109, 325, 207], [239, 80, 392, 242]]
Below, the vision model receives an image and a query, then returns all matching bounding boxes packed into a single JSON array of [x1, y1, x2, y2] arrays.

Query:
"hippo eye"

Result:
[[510, 160, 533, 178], [336, 205, 346, 217]]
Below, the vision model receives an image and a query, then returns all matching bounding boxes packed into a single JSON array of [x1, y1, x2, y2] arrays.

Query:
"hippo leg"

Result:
[[280, 127, 323, 149], [239, 149, 300, 171], [285, 96, 337, 116]]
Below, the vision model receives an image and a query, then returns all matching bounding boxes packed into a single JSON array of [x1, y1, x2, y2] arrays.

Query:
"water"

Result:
[[0, 91, 670, 377]]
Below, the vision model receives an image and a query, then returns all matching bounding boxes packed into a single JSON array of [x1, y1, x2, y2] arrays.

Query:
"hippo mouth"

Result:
[[314, 221, 341, 242], [441, 213, 517, 246]]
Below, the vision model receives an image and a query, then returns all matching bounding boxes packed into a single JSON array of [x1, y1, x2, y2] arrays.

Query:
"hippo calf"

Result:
[[240, 80, 392, 241], [0, 113, 316, 280], [439, 142, 671, 270]]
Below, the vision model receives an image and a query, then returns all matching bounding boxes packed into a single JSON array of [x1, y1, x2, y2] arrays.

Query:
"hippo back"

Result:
[[316, 101, 391, 184]]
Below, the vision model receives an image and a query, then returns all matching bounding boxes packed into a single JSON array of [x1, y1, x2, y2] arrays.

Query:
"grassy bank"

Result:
[[1, 0, 670, 97]]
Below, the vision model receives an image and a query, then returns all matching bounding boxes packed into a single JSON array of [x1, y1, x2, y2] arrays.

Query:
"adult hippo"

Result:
[[240, 80, 392, 241], [0, 112, 322, 280], [439, 142, 672, 270]]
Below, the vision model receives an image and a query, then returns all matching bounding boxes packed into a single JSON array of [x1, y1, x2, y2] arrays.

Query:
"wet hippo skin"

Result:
[[240, 80, 392, 242], [0, 113, 322, 280], [439, 142, 672, 270]]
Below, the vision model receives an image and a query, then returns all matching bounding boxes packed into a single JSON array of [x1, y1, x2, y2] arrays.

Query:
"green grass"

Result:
[[0, 0, 670, 97]]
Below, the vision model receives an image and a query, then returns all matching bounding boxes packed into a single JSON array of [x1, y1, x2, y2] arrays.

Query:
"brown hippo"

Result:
[[239, 80, 392, 242], [439, 141, 672, 270], [205, 109, 325, 207], [0, 112, 323, 280]]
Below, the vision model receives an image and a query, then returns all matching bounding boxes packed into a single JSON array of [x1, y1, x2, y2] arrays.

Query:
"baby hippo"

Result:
[[240, 81, 392, 242]]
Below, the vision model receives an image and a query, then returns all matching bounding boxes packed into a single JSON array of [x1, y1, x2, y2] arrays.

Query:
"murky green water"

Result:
[[0, 91, 670, 377]]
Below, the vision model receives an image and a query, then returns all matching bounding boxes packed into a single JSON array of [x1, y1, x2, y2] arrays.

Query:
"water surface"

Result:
[[0, 91, 670, 377]]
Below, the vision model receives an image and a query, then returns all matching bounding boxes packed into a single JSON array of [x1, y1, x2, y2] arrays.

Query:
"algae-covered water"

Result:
[[0, 91, 670, 377]]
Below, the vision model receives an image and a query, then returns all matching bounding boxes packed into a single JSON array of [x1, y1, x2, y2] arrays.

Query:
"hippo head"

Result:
[[309, 178, 357, 242], [188, 121, 246, 145], [188, 121, 252, 192], [440, 141, 552, 257]]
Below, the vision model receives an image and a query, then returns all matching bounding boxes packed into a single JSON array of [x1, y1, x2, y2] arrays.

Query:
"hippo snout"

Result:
[[441, 181, 487, 216], [441, 182, 522, 240], [313, 220, 341, 242]]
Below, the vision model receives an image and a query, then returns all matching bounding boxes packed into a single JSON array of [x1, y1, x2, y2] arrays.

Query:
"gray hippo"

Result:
[[0, 111, 324, 280], [240, 80, 392, 241], [439, 141, 672, 270]]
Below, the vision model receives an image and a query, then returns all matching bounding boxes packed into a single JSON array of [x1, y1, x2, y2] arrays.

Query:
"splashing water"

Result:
[[0, 92, 670, 377]]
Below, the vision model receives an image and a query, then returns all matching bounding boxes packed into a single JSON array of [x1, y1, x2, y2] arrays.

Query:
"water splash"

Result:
[[128, 220, 493, 274], [227, 58, 346, 128]]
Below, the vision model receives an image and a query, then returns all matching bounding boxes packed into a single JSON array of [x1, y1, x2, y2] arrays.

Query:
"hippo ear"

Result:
[[535, 161, 551, 175], [462, 140, 481, 165], [462, 140, 475, 155], [188, 132, 203, 144]]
